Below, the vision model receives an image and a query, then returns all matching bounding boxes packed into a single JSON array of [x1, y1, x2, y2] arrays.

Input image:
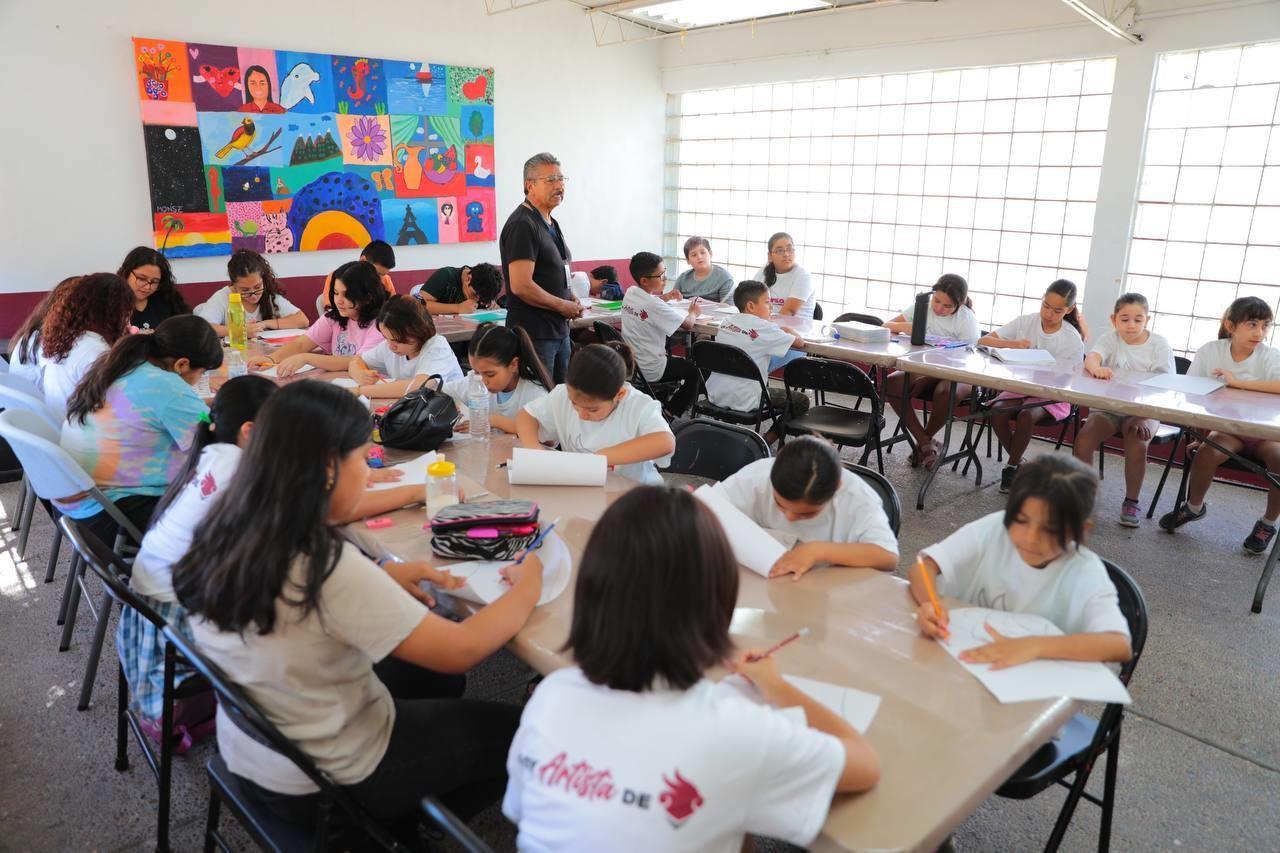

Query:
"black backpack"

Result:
[[376, 377, 459, 452]]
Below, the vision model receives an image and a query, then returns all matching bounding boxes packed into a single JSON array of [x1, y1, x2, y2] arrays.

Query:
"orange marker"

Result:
[[916, 556, 949, 639]]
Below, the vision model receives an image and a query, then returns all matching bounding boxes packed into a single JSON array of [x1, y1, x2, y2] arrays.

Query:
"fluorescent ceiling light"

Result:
[[1059, 0, 1141, 44], [628, 0, 831, 29]]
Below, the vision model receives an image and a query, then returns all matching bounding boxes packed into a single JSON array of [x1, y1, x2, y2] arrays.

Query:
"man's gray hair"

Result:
[[523, 152, 561, 182]]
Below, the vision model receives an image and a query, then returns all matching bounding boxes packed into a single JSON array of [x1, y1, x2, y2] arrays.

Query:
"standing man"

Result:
[[500, 152, 583, 383]]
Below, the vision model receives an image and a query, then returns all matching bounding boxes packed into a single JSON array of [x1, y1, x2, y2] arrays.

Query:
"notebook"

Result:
[[980, 346, 1057, 365]]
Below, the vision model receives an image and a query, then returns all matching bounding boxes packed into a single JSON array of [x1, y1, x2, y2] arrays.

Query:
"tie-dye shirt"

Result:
[[58, 363, 207, 519]]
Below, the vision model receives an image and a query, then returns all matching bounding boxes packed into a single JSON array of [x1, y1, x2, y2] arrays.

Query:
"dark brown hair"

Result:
[[469, 262, 503, 307], [1046, 278, 1082, 333], [1004, 454, 1097, 551], [118, 246, 189, 317], [227, 250, 287, 320], [733, 280, 769, 312], [325, 260, 387, 329], [40, 273, 134, 363], [66, 315, 223, 425], [567, 342, 633, 400], [376, 295, 435, 350], [763, 231, 793, 287], [932, 273, 972, 311], [1218, 295, 1273, 340], [469, 323, 554, 390], [1114, 292, 1149, 313], [683, 235, 711, 258], [565, 486, 739, 691], [13, 277, 79, 366]]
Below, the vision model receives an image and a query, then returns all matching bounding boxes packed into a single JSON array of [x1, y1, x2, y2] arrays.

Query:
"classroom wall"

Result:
[[0, 0, 663, 331], [658, 0, 1280, 333]]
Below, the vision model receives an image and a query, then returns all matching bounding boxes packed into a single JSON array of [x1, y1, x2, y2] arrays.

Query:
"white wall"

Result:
[[0, 0, 664, 295], [658, 0, 1280, 332]]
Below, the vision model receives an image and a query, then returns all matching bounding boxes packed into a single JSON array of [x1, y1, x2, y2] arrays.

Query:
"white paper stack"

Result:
[[506, 447, 608, 487], [832, 321, 890, 343]]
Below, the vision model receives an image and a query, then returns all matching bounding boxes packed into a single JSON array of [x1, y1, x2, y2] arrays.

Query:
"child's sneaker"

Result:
[[1243, 520, 1276, 554], [1158, 501, 1207, 532], [999, 464, 1018, 494], [1119, 499, 1141, 528]]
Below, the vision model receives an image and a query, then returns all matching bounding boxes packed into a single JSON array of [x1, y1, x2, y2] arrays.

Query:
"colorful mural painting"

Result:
[[134, 38, 496, 258]]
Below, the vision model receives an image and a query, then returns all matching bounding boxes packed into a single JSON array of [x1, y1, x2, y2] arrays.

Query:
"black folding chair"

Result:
[[661, 418, 771, 481], [843, 462, 901, 535], [1134, 356, 1194, 516], [593, 320, 681, 417], [160, 626, 415, 853], [59, 517, 189, 853], [420, 797, 495, 853], [832, 312, 883, 327], [812, 302, 823, 321], [782, 357, 886, 473], [690, 340, 782, 433], [997, 559, 1148, 853]]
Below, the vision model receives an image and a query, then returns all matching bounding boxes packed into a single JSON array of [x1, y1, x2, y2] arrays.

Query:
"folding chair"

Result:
[[0, 374, 62, 564], [420, 797, 495, 853], [843, 462, 901, 536], [160, 625, 416, 853], [59, 517, 190, 853], [689, 340, 782, 433], [661, 418, 771, 482], [0, 409, 144, 710], [997, 559, 1148, 853], [812, 302, 823, 321], [594, 320, 682, 416], [782, 357, 886, 473], [832, 312, 883, 327]]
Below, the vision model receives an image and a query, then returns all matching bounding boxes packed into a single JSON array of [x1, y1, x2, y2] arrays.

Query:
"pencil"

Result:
[[747, 627, 809, 662], [512, 517, 560, 566], [916, 556, 948, 638]]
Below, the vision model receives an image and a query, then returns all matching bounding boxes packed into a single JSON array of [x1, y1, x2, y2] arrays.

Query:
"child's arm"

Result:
[[489, 412, 518, 434], [778, 297, 805, 317], [249, 335, 322, 374], [339, 483, 422, 522], [977, 331, 1030, 349], [596, 431, 676, 468], [959, 629, 1132, 670], [1213, 371, 1280, 394], [1083, 351, 1111, 379], [884, 313, 909, 334], [515, 409, 547, 448], [423, 298, 479, 316], [908, 555, 951, 639], [732, 652, 879, 793], [248, 313, 309, 335], [349, 355, 381, 386], [358, 374, 434, 399], [769, 542, 898, 579], [680, 300, 701, 330]]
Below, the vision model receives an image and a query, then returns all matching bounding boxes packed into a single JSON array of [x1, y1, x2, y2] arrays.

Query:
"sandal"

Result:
[[918, 439, 940, 470]]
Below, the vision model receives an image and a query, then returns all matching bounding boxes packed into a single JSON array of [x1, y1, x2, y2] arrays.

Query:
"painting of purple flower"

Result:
[[347, 116, 387, 161]]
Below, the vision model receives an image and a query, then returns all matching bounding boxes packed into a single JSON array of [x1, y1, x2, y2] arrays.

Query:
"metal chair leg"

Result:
[[44, 522, 63, 584], [203, 790, 222, 853], [157, 645, 176, 853], [116, 662, 130, 772], [77, 587, 115, 709], [16, 485, 37, 559], [59, 557, 87, 647], [1099, 728, 1121, 853], [1252, 538, 1280, 614], [1042, 753, 1095, 853], [12, 475, 31, 532], [57, 554, 81, 625]]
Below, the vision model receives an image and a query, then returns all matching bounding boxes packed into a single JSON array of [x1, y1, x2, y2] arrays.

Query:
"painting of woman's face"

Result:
[[247, 69, 271, 104]]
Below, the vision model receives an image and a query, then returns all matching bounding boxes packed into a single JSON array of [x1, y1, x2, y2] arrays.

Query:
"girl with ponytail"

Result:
[[59, 315, 223, 545], [441, 322, 554, 434], [751, 232, 816, 320]]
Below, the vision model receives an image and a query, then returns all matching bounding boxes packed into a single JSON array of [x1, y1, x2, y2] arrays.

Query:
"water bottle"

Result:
[[910, 291, 931, 346], [466, 371, 490, 441], [426, 457, 459, 517], [226, 349, 247, 378], [194, 370, 212, 399], [227, 292, 247, 350]]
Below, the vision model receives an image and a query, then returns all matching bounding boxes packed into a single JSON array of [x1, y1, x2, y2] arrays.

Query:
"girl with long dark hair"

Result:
[[194, 249, 307, 337], [118, 246, 189, 331], [440, 322, 552, 434]]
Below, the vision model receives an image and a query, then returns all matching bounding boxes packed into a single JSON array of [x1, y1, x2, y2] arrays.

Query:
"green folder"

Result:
[[594, 300, 624, 311]]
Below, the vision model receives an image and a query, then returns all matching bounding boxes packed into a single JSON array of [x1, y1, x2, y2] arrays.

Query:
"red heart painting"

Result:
[[461, 75, 488, 100], [199, 64, 241, 98]]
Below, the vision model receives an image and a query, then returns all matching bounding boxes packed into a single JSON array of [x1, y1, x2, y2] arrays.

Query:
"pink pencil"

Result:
[[747, 627, 809, 662]]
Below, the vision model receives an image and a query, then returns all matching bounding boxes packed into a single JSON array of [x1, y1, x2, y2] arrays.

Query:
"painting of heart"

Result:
[[461, 75, 487, 100]]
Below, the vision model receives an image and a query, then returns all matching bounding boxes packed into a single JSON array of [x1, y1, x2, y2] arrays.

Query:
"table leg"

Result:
[[916, 381, 957, 510]]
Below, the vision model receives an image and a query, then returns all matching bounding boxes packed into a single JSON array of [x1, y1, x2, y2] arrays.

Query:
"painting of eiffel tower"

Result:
[[396, 204, 429, 245]]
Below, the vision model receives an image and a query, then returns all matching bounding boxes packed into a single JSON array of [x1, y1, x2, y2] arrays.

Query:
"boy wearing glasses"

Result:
[[620, 252, 702, 417]]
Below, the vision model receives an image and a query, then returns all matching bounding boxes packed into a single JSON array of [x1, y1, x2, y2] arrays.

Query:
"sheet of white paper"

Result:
[[713, 306, 739, 316], [257, 329, 307, 342], [941, 608, 1132, 705], [716, 673, 880, 734], [437, 530, 571, 607], [506, 447, 607, 487], [251, 363, 316, 378], [692, 485, 785, 577], [984, 347, 1057, 365], [368, 452, 438, 491], [1139, 372, 1225, 396]]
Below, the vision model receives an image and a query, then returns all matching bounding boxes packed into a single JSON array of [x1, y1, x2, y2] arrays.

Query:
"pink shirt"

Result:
[[305, 315, 384, 357]]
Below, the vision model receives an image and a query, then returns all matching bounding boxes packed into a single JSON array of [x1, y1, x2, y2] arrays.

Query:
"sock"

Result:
[[1187, 501, 1204, 513], [1262, 516, 1278, 528]]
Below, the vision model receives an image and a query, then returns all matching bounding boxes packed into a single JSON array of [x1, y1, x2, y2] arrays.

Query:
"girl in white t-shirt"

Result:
[[516, 342, 675, 485], [884, 274, 981, 469], [912, 454, 1132, 669], [504, 486, 879, 853], [6, 275, 78, 391], [1160, 296, 1280, 554], [194, 250, 307, 338], [173, 381, 542, 827], [348, 295, 462, 398], [752, 232, 816, 321], [38, 273, 135, 417], [714, 436, 899, 577], [251, 260, 387, 377], [979, 279, 1088, 493], [1074, 293, 1177, 527], [441, 323, 552, 434]]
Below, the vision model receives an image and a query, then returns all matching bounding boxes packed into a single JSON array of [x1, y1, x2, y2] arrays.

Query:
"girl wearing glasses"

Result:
[[194, 250, 307, 338], [118, 247, 189, 332], [753, 232, 816, 321]]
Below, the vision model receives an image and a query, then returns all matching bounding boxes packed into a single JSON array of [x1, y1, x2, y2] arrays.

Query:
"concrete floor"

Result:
[[1, 417, 1278, 852]]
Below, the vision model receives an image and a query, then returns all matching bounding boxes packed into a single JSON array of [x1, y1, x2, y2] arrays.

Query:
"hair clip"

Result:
[[197, 411, 212, 424]]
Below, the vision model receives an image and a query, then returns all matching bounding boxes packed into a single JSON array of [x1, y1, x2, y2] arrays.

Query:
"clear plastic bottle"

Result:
[[226, 349, 247, 378], [426, 457, 459, 517], [466, 371, 490, 441], [227, 292, 247, 350], [194, 370, 212, 399]]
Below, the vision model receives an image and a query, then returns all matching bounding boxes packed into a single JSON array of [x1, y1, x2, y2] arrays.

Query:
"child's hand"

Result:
[[916, 600, 950, 640], [275, 355, 310, 377], [366, 466, 405, 484], [959, 623, 1043, 669], [688, 299, 702, 317], [769, 543, 821, 581], [729, 649, 787, 700], [1131, 420, 1154, 441], [419, 563, 464, 591], [1087, 365, 1113, 380], [1009, 339, 1033, 349], [500, 552, 545, 589], [248, 356, 276, 372], [886, 321, 911, 335], [457, 299, 478, 314], [1212, 368, 1238, 387], [351, 366, 381, 385], [246, 320, 266, 336], [382, 560, 437, 607]]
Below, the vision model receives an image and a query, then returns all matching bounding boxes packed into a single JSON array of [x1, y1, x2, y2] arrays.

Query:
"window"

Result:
[[1125, 41, 1280, 355], [667, 58, 1116, 329]]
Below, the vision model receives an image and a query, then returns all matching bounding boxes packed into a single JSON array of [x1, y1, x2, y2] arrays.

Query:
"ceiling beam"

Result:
[[1059, 0, 1142, 43]]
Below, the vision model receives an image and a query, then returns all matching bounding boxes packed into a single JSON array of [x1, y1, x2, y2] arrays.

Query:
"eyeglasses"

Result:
[[235, 286, 265, 298], [640, 274, 669, 282], [529, 175, 568, 185], [770, 246, 796, 255], [131, 272, 162, 289]]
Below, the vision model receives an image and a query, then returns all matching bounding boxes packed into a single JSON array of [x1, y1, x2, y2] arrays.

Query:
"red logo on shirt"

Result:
[[538, 752, 618, 801], [199, 472, 217, 498], [659, 770, 704, 827], [748, 329, 759, 340]]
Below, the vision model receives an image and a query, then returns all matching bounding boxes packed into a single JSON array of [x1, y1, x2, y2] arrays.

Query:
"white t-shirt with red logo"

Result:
[[751, 266, 816, 321], [503, 667, 845, 853], [621, 286, 688, 383], [705, 312, 797, 412]]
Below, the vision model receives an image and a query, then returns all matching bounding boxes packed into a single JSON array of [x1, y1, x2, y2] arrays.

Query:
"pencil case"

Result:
[[429, 500, 540, 560]]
